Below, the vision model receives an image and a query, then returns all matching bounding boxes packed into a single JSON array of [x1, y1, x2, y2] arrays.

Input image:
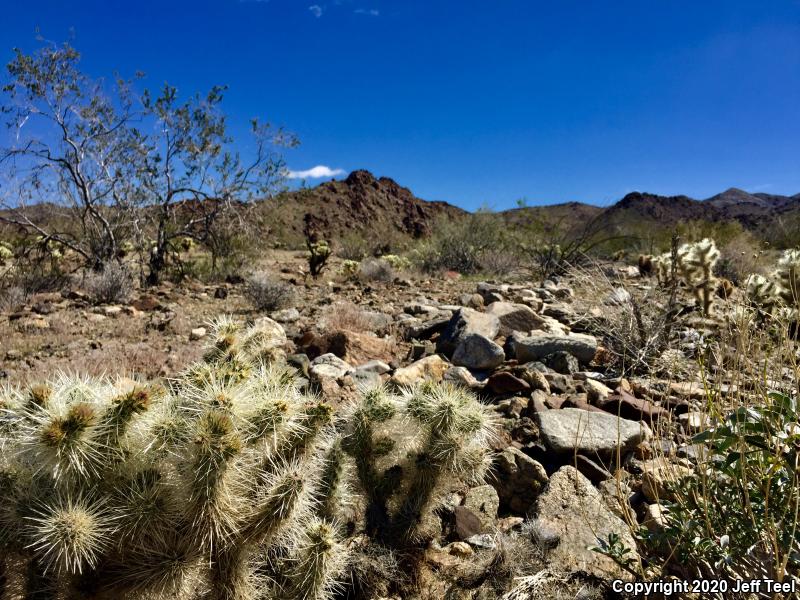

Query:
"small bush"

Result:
[[415, 213, 507, 274], [244, 272, 296, 312], [321, 301, 376, 333], [0, 285, 26, 312], [85, 262, 134, 305], [480, 249, 522, 277], [337, 233, 370, 261], [358, 258, 395, 282]]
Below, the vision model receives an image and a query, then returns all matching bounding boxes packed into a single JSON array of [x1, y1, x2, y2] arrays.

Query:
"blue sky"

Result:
[[2, 1, 800, 210]]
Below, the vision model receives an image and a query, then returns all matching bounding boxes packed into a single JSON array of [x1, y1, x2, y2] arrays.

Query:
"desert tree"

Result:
[[0, 42, 144, 271], [137, 84, 297, 284]]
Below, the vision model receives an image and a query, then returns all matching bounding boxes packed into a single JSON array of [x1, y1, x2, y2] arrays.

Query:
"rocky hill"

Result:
[[260, 170, 467, 247]]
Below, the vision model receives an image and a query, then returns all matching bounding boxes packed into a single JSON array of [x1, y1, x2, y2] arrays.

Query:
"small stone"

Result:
[[391, 355, 449, 386], [271, 308, 300, 323], [189, 327, 207, 341], [453, 506, 483, 540], [487, 372, 530, 395], [446, 541, 473, 558], [543, 351, 579, 374]]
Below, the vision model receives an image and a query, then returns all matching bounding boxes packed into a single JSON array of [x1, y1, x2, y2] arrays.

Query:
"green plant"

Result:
[[342, 383, 496, 545], [308, 240, 332, 278], [679, 238, 720, 316], [642, 392, 800, 584], [0, 318, 497, 599]]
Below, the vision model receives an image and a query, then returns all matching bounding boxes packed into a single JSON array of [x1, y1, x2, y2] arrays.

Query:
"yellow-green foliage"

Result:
[[339, 260, 360, 279], [380, 254, 411, 271], [0, 241, 12, 263]]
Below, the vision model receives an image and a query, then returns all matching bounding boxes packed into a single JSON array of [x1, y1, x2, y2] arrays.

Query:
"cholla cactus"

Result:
[[308, 241, 331, 279], [380, 255, 411, 272], [775, 249, 800, 307], [745, 274, 778, 311], [652, 253, 673, 287], [0, 241, 13, 264], [339, 260, 360, 280], [681, 238, 720, 316], [0, 318, 495, 599], [343, 382, 496, 545]]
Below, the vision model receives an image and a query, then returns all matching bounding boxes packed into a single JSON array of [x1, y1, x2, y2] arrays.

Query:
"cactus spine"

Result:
[[0, 316, 497, 599]]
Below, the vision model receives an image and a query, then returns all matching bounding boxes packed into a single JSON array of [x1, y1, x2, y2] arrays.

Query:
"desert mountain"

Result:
[[261, 170, 466, 246]]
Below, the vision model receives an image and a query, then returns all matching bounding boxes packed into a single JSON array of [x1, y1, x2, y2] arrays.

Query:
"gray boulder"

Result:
[[452, 333, 505, 370], [436, 308, 500, 357], [535, 408, 646, 455], [533, 466, 638, 581], [491, 447, 549, 515], [485, 301, 542, 336], [510, 331, 598, 364]]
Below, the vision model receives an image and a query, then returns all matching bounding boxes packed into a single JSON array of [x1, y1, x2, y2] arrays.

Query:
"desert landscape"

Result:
[[1, 6, 799, 600]]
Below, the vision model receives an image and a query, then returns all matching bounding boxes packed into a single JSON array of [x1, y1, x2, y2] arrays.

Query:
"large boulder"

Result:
[[391, 355, 449, 386], [451, 333, 505, 370], [535, 408, 646, 455], [436, 308, 500, 357], [509, 331, 598, 364], [485, 301, 542, 336], [532, 466, 638, 581], [490, 447, 549, 515]]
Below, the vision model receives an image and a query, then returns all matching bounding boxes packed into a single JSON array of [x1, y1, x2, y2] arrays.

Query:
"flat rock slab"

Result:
[[511, 332, 598, 364], [535, 408, 646, 454], [533, 466, 638, 581]]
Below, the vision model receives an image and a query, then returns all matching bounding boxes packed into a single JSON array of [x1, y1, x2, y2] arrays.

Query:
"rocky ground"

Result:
[[0, 252, 779, 598]]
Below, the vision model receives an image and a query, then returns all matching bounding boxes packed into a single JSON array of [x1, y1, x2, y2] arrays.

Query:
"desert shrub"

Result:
[[0, 285, 26, 311], [85, 261, 135, 305], [569, 263, 681, 375], [479, 249, 523, 277], [337, 233, 371, 261], [415, 212, 509, 274], [0, 318, 497, 599], [358, 258, 395, 282], [244, 272, 295, 311], [597, 307, 800, 593], [714, 231, 761, 285], [320, 301, 375, 333]]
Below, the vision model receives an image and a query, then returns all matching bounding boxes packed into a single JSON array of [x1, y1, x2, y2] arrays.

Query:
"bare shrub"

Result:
[[85, 262, 134, 305], [243, 271, 295, 311], [0, 285, 26, 312], [568, 260, 681, 375], [480, 249, 523, 277], [358, 258, 395, 282], [336, 233, 370, 261], [320, 301, 375, 333]]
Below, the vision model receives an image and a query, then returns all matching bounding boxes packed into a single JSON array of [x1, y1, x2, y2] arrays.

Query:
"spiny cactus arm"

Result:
[[23, 494, 114, 576], [341, 388, 399, 527], [183, 409, 244, 552], [286, 517, 348, 600], [318, 439, 350, 522], [776, 249, 800, 306], [19, 383, 107, 482]]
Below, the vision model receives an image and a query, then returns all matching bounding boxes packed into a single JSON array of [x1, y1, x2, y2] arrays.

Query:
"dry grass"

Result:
[[320, 301, 377, 334]]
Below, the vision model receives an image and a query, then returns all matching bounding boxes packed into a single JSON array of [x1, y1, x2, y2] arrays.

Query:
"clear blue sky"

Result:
[[2, 1, 799, 210]]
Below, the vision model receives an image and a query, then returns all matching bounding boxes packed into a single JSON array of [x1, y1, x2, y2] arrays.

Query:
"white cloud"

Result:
[[308, 4, 323, 17], [286, 165, 345, 179], [355, 8, 380, 15]]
